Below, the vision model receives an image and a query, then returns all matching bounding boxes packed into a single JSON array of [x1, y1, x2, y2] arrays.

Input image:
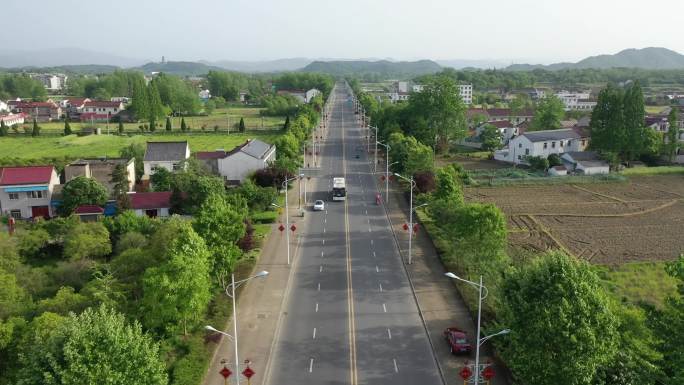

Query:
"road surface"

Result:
[[265, 82, 443, 385]]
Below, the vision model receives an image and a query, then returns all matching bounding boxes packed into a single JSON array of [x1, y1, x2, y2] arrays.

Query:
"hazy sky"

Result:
[[3, 0, 683, 63]]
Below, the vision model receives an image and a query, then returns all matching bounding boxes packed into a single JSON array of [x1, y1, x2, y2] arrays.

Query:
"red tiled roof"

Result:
[[129, 191, 172, 210], [0, 166, 54, 185], [84, 101, 122, 108], [66, 98, 90, 106], [487, 120, 514, 128], [196, 150, 227, 160], [13, 101, 58, 108], [74, 205, 104, 214]]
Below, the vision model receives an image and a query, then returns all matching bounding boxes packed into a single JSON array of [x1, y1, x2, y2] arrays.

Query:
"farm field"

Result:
[[21, 107, 285, 134], [465, 174, 684, 265], [0, 131, 282, 159]]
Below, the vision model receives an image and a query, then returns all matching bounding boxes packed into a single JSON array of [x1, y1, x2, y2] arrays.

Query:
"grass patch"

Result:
[[597, 262, 678, 307], [467, 168, 627, 186], [622, 165, 684, 176], [0, 132, 281, 159]]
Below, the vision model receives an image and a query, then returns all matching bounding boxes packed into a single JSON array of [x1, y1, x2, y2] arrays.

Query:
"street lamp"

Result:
[[207, 270, 269, 385], [280, 174, 303, 265], [376, 141, 392, 203], [445, 272, 509, 385], [393, 172, 418, 265]]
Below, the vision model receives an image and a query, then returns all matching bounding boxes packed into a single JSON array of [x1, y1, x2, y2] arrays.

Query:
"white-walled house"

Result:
[[305, 88, 321, 103], [143, 141, 191, 178], [0, 101, 8, 112], [476, 120, 519, 144], [0, 166, 60, 219], [494, 128, 589, 164], [561, 152, 610, 175], [129, 191, 172, 218], [204, 139, 276, 183]]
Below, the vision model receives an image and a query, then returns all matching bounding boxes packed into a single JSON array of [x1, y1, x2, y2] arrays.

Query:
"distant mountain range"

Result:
[[301, 60, 442, 77], [201, 58, 313, 73], [135, 61, 228, 76], [0, 48, 145, 68], [506, 47, 684, 71]]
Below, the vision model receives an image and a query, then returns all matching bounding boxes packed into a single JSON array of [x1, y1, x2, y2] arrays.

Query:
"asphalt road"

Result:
[[266, 83, 442, 385]]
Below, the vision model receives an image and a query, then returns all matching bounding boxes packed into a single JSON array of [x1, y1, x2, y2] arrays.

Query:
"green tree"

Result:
[[433, 167, 463, 204], [193, 193, 246, 289], [239, 117, 246, 132], [16, 306, 167, 385], [142, 218, 211, 335], [130, 77, 149, 121], [590, 84, 625, 156], [119, 143, 145, 182], [409, 75, 467, 151], [165, 116, 172, 131], [63, 222, 112, 260], [623, 81, 646, 161], [283, 115, 290, 131], [204, 99, 216, 115], [148, 116, 156, 132], [665, 108, 680, 162], [479, 124, 502, 151], [118, 120, 124, 134], [36, 286, 89, 315], [498, 251, 619, 385], [0, 270, 28, 319], [531, 95, 565, 130], [180, 117, 187, 131], [111, 163, 131, 206], [0, 120, 7, 136], [59, 177, 108, 216], [63, 119, 72, 136], [150, 167, 173, 192], [31, 119, 40, 137]]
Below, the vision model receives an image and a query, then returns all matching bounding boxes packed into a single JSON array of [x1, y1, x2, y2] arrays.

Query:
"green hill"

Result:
[[134, 61, 227, 76], [301, 60, 442, 79], [507, 47, 684, 71]]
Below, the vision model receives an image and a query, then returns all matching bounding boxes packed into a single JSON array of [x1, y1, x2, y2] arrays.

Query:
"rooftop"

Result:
[[0, 166, 54, 185], [74, 205, 104, 215], [129, 191, 172, 210], [521, 128, 583, 142], [144, 141, 189, 162]]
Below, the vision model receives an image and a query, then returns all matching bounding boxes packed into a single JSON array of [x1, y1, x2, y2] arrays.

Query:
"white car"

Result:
[[313, 200, 325, 211]]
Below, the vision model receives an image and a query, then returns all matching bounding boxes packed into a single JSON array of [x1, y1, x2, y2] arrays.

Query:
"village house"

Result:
[[0, 112, 28, 127], [80, 101, 125, 122], [555, 90, 597, 111], [390, 82, 472, 105], [31, 74, 68, 92], [64, 158, 136, 195], [129, 191, 172, 218], [143, 141, 191, 178], [494, 128, 589, 164], [10, 100, 61, 122], [0, 100, 8, 112], [561, 152, 610, 175], [73, 205, 105, 222], [196, 139, 276, 184], [305, 88, 321, 103], [276, 89, 307, 103], [475, 120, 519, 145], [468, 108, 534, 127], [61, 98, 91, 120], [0, 166, 60, 219]]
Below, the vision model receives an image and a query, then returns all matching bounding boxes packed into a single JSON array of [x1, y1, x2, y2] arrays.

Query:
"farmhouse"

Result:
[[276, 89, 307, 103], [0, 166, 60, 219], [467, 108, 534, 126], [73, 205, 105, 222], [548, 165, 568, 176], [561, 152, 610, 175], [143, 141, 191, 178], [80, 101, 125, 122], [10, 101, 61, 122], [64, 158, 136, 195], [129, 191, 172, 218], [476, 120, 519, 144], [305, 88, 321, 103], [197, 139, 276, 184], [494, 128, 589, 164], [0, 113, 28, 126]]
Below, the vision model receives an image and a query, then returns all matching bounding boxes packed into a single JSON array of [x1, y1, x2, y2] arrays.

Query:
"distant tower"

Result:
[[162, 56, 166, 64]]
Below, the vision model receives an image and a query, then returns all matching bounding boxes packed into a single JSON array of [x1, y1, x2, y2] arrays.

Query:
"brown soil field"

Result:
[[465, 175, 684, 264]]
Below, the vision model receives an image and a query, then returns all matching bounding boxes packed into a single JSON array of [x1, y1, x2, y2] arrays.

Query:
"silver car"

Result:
[[313, 200, 325, 211]]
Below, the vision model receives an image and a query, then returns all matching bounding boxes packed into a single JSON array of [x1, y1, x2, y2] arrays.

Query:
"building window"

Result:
[[551, 141, 556, 148], [543, 142, 548, 149], [10, 210, 21, 219], [9, 192, 19, 200], [172, 163, 181, 171], [27, 191, 44, 199], [560, 140, 564, 147], [517, 155, 521, 160], [518, 143, 522, 148], [581, 140, 586, 146], [525, 149, 530, 155]]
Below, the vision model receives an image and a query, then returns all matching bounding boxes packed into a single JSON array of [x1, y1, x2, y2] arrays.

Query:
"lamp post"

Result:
[[280, 174, 303, 265], [444, 272, 510, 384], [372, 126, 379, 172], [375, 140, 391, 203], [206, 270, 269, 385], [393, 173, 426, 265]]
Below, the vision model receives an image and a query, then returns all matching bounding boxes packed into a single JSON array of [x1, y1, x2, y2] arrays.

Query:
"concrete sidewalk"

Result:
[[377, 171, 509, 385], [202, 187, 307, 385]]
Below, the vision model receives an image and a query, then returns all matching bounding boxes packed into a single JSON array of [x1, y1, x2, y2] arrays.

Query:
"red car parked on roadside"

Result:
[[444, 327, 472, 354]]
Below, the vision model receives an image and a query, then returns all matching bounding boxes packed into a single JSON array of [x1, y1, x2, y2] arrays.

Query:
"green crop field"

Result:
[[0, 131, 282, 159], [24, 107, 286, 134], [598, 262, 678, 307]]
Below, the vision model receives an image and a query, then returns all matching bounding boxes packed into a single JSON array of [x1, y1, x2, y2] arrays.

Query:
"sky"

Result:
[[2, 0, 684, 64]]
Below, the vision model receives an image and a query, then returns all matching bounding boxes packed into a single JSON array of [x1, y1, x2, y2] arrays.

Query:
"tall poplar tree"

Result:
[[665, 108, 680, 162], [147, 82, 164, 122], [623, 81, 646, 161], [64, 118, 72, 135]]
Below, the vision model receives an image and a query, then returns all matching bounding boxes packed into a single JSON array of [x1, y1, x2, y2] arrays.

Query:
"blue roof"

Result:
[[4, 185, 48, 193]]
